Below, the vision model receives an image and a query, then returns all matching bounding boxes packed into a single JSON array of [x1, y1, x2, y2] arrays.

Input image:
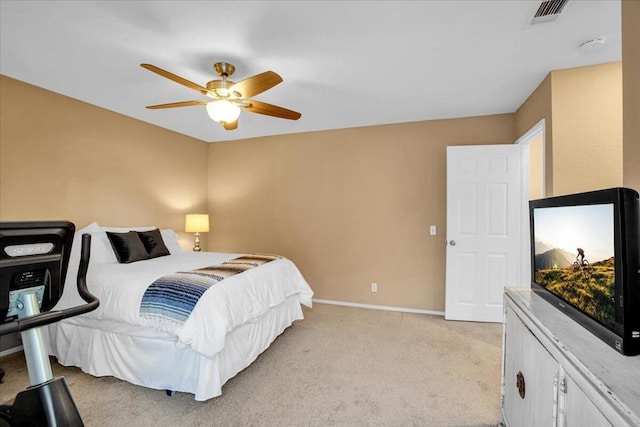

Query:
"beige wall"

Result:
[[551, 63, 623, 196], [0, 75, 209, 249], [623, 0, 640, 191], [208, 115, 515, 311]]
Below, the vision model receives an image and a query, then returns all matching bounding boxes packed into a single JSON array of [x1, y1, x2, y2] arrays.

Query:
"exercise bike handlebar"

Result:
[[0, 234, 100, 335]]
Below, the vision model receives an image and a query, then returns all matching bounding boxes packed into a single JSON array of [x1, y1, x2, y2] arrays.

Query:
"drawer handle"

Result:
[[516, 371, 526, 399]]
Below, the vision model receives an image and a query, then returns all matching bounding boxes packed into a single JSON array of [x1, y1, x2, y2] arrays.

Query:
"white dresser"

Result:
[[502, 288, 640, 426]]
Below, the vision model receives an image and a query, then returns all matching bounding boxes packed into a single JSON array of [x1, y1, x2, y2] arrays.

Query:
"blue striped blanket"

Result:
[[139, 254, 281, 324]]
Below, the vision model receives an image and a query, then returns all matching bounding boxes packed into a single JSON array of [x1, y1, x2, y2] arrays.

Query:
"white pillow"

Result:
[[68, 222, 117, 264], [160, 229, 183, 254], [54, 222, 115, 310], [79, 225, 118, 264]]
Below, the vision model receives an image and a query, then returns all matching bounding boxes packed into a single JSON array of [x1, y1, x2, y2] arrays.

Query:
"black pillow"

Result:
[[137, 228, 170, 259], [106, 231, 151, 264]]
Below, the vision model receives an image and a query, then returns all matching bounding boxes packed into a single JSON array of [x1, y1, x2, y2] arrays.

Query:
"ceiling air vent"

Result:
[[530, 0, 569, 25]]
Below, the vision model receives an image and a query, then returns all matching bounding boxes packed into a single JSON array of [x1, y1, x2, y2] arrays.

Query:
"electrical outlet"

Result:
[[430, 225, 437, 235], [371, 282, 378, 293]]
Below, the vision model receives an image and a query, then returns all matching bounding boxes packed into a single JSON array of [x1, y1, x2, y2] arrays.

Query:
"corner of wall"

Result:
[[515, 72, 554, 196]]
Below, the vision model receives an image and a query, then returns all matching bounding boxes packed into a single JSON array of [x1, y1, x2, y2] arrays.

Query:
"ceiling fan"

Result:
[[140, 62, 301, 131]]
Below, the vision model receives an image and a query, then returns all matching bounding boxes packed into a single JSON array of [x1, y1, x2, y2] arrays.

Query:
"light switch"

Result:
[[430, 225, 437, 235]]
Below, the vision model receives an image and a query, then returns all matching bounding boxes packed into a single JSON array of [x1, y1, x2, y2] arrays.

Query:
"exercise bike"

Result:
[[0, 221, 99, 426]]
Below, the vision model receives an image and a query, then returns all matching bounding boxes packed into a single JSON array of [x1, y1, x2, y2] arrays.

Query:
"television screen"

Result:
[[532, 203, 616, 329]]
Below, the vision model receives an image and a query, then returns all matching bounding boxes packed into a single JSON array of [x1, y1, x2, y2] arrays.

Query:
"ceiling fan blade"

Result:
[[241, 100, 301, 120], [223, 120, 238, 131], [229, 71, 283, 98], [141, 64, 209, 94], [146, 100, 208, 109]]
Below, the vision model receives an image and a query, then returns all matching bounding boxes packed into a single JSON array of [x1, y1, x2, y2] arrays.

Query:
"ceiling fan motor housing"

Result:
[[205, 79, 238, 98], [214, 62, 235, 78]]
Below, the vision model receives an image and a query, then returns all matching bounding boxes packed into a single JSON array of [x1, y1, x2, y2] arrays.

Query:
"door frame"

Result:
[[514, 118, 546, 287]]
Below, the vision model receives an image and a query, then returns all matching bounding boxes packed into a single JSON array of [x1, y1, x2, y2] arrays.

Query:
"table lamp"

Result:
[[185, 214, 209, 252]]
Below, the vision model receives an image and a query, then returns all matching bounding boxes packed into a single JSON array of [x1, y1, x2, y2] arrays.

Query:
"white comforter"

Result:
[[58, 252, 313, 358]]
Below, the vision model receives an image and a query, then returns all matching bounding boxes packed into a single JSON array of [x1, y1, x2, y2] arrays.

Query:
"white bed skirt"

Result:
[[47, 295, 304, 401]]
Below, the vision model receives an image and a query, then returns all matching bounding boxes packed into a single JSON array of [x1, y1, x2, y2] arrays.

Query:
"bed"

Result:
[[46, 222, 313, 401]]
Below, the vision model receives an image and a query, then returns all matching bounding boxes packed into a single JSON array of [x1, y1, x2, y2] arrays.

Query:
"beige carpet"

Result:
[[1, 303, 503, 426]]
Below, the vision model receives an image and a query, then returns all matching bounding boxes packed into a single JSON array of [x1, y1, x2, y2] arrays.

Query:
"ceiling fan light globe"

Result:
[[206, 100, 241, 123]]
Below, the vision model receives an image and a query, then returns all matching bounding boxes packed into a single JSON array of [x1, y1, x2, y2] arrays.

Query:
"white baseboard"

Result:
[[0, 345, 23, 358], [312, 299, 445, 316]]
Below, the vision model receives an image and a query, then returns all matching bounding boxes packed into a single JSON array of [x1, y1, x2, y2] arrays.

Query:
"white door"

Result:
[[445, 145, 522, 322]]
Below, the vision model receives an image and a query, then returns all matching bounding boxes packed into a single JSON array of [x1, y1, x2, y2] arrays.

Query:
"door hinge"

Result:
[[557, 375, 568, 427], [552, 372, 559, 427]]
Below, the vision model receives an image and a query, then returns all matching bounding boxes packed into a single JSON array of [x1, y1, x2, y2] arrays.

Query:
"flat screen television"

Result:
[[529, 187, 640, 356]]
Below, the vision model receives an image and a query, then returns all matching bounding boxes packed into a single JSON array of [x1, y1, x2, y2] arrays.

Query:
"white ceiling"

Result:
[[0, 1, 621, 143]]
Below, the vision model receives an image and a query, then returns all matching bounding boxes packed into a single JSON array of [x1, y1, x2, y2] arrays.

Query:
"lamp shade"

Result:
[[185, 214, 210, 233], [206, 100, 241, 124]]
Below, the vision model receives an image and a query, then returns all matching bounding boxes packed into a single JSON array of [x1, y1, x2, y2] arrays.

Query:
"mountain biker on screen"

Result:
[[577, 247, 586, 266]]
